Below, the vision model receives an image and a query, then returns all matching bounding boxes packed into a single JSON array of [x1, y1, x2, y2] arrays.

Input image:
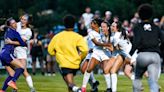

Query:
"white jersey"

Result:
[[16, 22, 32, 40], [14, 22, 32, 59], [118, 37, 132, 54], [110, 32, 122, 47], [101, 33, 111, 57], [88, 30, 103, 51], [111, 31, 132, 58], [86, 29, 95, 49], [89, 30, 110, 62], [82, 13, 93, 29]]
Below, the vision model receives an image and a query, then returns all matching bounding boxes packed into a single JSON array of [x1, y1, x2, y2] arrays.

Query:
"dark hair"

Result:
[[101, 21, 111, 35], [6, 17, 15, 26], [92, 18, 103, 27], [115, 21, 128, 39], [138, 4, 153, 20], [115, 21, 122, 32], [63, 14, 75, 28]]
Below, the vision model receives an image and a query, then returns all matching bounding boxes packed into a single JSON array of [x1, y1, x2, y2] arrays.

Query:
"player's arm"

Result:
[[5, 38, 20, 45], [89, 32, 110, 47], [130, 25, 141, 55], [91, 38, 111, 47], [15, 31, 27, 46], [48, 36, 56, 56], [77, 36, 89, 60]]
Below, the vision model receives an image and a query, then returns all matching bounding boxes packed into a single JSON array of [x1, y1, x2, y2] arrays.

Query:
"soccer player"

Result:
[[48, 15, 88, 92], [0, 18, 26, 92], [15, 14, 35, 92], [81, 19, 113, 92], [80, 28, 99, 92], [101, 21, 114, 92], [130, 4, 164, 92], [109, 21, 132, 92], [2, 14, 36, 92]]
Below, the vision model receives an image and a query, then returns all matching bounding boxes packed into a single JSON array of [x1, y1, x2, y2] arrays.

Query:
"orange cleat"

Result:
[[0, 90, 5, 92], [7, 81, 18, 90]]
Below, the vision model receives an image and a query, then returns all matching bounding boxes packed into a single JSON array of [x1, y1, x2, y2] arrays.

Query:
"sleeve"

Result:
[[129, 25, 141, 55], [77, 36, 88, 59], [48, 36, 56, 56], [15, 31, 26, 46], [88, 31, 95, 40], [112, 32, 121, 47], [113, 35, 120, 46], [25, 28, 32, 40]]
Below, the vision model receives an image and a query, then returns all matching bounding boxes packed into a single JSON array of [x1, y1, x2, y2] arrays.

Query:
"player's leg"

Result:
[[102, 59, 114, 92], [110, 55, 123, 92], [61, 68, 80, 92], [147, 52, 161, 92], [133, 52, 148, 92], [124, 64, 134, 80], [1, 66, 15, 91], [81, 57, 99, 92], [19, 59, 35, 91], [8, 59, 25, 89], [80, 59, 99, 92]]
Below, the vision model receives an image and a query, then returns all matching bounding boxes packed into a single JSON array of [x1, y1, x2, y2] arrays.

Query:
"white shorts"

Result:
[[81, 53, 92, 66], [14, 46, 27, 59], [85, 53, 92, 60], [112, 50, 131, 59], [91, 50, 109, 62]]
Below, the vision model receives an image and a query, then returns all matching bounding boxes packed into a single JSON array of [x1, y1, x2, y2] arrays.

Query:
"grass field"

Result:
[[0, 73, 164, 92]]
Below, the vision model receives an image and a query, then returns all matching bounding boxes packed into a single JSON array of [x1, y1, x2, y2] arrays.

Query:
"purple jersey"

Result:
[[0, 27, 26, 66]]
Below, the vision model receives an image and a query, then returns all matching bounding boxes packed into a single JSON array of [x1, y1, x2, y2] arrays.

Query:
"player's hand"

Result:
[[5, 38, 13, 44], [124, 57, 131, 64], [106, 46, 113, 51]]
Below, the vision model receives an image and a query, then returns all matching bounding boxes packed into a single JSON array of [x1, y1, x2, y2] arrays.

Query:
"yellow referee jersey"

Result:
[[48, 30, 88, 69]]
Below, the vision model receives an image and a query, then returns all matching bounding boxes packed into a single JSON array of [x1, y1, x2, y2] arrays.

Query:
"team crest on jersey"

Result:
[[143, 24, 152, 31]]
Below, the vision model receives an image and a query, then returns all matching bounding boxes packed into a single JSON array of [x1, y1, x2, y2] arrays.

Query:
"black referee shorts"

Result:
[[60, 68, 79, 76]]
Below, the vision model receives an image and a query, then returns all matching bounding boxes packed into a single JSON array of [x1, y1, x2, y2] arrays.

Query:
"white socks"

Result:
[[82, 71, 91, 88], [26, 76, 34, 88], [104, 74, 111, 89], [131, 74, 135, 80], [72, 86, 79, 92], [111, 73, 117, 92], [90, 72, 96, 83]]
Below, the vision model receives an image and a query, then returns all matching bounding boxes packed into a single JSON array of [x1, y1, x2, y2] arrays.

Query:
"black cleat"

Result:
[[105, 88, 112, 92], [91, 81, 99, 92]]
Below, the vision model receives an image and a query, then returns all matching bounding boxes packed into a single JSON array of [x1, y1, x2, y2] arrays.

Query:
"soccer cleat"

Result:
[[12, 89, 17, 92], [30, 88, 36, 92], [91, 81, 99, 92], [0, 90, 5, 92], [76, 88, 81, 92], [7, 81, 18, 90], [141, 85, 144, 91], [159, 86, 161, 92], [105, 88, 112, 92], [81, 87, 86, 92]]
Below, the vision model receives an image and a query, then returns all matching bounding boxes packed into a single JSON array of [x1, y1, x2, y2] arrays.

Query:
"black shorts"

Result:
[[60, 68, 78, 76]]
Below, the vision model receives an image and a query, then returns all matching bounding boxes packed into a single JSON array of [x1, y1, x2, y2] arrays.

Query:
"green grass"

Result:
[[0, 73, 164, 92]]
